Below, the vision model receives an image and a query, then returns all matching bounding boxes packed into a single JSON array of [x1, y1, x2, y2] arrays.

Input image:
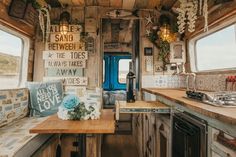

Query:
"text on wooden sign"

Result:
[[43, 51, 88, 60], [45, 68, 84, 77], [45, 60, 86, 68]]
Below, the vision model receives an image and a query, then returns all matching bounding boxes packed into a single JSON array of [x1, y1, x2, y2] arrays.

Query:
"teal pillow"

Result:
[[27, 80, 64, 117]]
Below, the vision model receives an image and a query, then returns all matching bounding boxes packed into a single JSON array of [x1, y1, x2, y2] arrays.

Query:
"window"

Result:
[[118, 59, 131, 83], [189, 21, 236, 72], [0, 25, 29, 89], [103, 55, 131, 90]]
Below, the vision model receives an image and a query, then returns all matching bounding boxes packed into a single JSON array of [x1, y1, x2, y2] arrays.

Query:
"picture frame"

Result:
[[144, 47, 153, 56], [8, 0, 27, 19], [169, 41, 186, 63]]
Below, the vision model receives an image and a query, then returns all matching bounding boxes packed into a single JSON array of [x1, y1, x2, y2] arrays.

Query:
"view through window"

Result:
[[0, 29, 23, 89], [195, 24, 236, 71], [118, 59, 131, 83]]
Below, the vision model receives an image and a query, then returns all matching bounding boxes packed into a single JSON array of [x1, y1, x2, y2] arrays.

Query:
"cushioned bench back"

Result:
[[0, 88, 29, 128]]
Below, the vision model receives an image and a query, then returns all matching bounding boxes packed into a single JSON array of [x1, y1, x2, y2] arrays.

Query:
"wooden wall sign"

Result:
[[45, 68, 84, 77], [44, 77, 88, 86], [44, 60, 86, 68], [43, 51, 88, 60], [46, 42, 84, 51], [85, 36, 95, 54], [43, 24, 88, 86], [50, 33, 81, 43]]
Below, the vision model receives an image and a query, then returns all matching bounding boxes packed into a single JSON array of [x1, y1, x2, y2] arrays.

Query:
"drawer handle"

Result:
[[217, 131, 236, 151]]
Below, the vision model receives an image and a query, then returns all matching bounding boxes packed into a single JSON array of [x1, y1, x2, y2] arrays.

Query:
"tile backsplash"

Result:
[[142, 73, 235, 92], [142, 75, 186, 88]]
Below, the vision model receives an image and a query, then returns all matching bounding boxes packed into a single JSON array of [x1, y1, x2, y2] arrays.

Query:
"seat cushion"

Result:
[[0, 88, 29, 128], [0, 117, 51, 157]]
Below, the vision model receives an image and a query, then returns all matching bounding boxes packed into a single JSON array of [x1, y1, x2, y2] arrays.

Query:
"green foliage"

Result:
[[158, 40, 170, 65], [68, 102, 94, 120], [23, 0, 41, 9]]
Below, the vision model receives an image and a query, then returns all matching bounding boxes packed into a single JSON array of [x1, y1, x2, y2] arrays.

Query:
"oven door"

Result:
[[172, 112, 207, 157]]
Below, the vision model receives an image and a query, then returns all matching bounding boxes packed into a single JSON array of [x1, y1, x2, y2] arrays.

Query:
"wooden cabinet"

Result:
[[133, 113, 171, 157], [209, 127, 236, 157], [155, 115, 171, 157]]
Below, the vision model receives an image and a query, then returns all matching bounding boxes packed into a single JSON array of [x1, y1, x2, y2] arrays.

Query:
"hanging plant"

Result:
[[157, 40, 170, 68], [145, 11, 178, 70]]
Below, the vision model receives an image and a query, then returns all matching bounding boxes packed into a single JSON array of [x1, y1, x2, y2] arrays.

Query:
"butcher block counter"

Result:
[[142, 88, 236, 125]]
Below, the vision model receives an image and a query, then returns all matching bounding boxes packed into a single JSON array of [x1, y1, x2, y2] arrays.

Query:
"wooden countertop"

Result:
[[30, 109, 115, 134], [142, 88, 236, 125]]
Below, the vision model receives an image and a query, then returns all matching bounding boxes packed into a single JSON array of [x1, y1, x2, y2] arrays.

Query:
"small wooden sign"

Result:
[[46, 42, 84, 51], [45, 60, 86, 68], [44, 77, 88, 86], [50, 33, 80, 43], [45, 68, 84, 77], [43, 51, 88, 60], [65, 86, 87, 99], [50, 25, 82, 33], [85, 36, 95, 54]]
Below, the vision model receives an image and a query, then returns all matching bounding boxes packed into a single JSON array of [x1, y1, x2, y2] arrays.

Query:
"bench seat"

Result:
[[0, 117, 51, 157]]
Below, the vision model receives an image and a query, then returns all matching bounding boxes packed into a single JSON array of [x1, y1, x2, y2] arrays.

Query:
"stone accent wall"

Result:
[[189, 73, 235, 92]]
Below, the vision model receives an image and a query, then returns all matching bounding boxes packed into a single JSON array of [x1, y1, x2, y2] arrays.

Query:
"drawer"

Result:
[[115, 101, 170, 120], [211, 128, 236, 157]]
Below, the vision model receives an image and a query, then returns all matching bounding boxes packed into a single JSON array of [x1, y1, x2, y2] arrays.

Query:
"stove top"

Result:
[[186, 91, 236, 107]]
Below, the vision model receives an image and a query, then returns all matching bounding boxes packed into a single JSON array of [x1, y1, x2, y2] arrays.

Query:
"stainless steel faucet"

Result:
[[171, 63, 196, 91], [186, 73, 196, 91]]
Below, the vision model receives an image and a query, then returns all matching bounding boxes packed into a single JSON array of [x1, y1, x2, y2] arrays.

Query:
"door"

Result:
[[103, 54, 131, 91]]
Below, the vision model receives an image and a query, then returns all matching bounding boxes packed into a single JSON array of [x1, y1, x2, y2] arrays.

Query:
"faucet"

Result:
[[186, 73, 196, 92], [171, 63, 196, 91]]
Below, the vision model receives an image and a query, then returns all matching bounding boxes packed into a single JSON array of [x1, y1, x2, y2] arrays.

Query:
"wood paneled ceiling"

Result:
[[46, 0, 177, 10]]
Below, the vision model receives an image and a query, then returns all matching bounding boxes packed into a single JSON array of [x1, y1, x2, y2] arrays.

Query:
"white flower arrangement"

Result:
[[57, 95, 101, 121]]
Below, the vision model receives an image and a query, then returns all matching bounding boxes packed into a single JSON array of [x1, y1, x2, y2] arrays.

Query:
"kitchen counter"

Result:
[[142, 88, 236, 125]]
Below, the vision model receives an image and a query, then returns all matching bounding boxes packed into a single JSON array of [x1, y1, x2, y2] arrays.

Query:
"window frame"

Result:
[[0, 24, 30, 89], [188, 16, 236, 72]]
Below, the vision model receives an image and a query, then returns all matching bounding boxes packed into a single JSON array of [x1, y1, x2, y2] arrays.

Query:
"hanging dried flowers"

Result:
[[176, 0, 208, 34], [38, 6, 51, 42], [176, 0, 198, 33], [203, 0, 208, 32]]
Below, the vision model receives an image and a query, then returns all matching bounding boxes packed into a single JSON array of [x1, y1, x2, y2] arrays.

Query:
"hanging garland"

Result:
[[176, 0, 208, 34], [145, 12, 177, 69]]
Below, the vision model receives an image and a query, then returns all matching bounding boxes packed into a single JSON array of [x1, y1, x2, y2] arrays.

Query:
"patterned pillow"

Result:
[[0, 88, 29, 128], [27, 80, 64, 117]]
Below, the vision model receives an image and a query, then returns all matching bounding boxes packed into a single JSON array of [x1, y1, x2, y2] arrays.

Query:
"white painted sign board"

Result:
[[44, 77, 88, 86], [45, 60, 86, 68], [43, 51, 88, 60]]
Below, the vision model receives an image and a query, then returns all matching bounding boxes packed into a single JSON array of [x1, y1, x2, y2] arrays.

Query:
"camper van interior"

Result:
[[0, 0, 236, 157]]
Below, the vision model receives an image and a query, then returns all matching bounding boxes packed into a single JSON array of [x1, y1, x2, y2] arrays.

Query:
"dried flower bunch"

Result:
[[176, 0, 208, 34]]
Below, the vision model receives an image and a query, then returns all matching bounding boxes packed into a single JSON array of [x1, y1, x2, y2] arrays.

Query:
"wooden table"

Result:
[[30, 109, 115, 134], [30, 109, 115, 157]]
